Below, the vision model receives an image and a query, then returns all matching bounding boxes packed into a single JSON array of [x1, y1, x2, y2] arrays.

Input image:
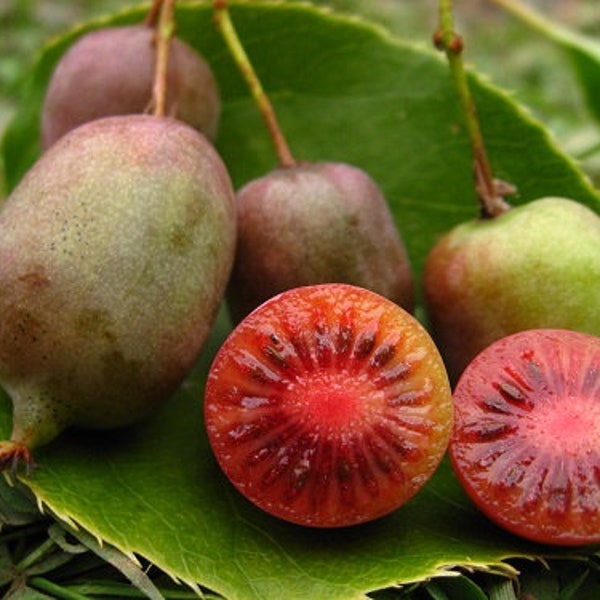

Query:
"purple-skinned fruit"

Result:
[[41, 24, 220, 149], [227, 162, 415, 322], [423, 197, 600, 383], [0, 114, 236, 470]]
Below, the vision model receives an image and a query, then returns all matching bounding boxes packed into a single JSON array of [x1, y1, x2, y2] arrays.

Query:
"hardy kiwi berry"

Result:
[[227, 162, 415, 322], [41, 24, 220, 149], [0, 114, 236, 471], [450, 328, 600, 546], [205, 283, 452, 528], [423, 197, 600, 383]]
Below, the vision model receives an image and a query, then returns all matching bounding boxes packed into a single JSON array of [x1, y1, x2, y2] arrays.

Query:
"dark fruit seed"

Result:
[[204, 284, 453, 528], [374, 362, 413, 388], [354, 331, 377, 360], [494, 381, 528, 404], [370, 343, 396, 369], [386, 388, 428, 406], [450, 328, 600, 546], [481, 395, 513, 414], [335, 319, 355, 357]]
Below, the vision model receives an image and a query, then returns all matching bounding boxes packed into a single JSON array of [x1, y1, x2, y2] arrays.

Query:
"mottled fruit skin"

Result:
[[423, 198, 600, 383], [450, 329, 600, 546], [0, 114, 236, 456], [41, 25, 220, 149], [227, 162, 415, 322], [205, 283, 452, 528]]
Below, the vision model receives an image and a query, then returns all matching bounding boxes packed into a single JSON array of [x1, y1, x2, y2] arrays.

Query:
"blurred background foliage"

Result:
[[1, 0, 599, 195]]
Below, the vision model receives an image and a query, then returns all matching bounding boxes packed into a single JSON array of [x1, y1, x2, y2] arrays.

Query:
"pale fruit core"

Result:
[[524, 398, 600, 457], [292, 373, 368, 431]]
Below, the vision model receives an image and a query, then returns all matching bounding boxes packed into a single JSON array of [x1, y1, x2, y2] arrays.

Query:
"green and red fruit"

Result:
[[227, 162, 415, 322], [0, 114, 236, 469], [449, 328, 600, 546], [423, 197, 600, 383], [41, 25, 220, 148], [205, 283, 452, 528]]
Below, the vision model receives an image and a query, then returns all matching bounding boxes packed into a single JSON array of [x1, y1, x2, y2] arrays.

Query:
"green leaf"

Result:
[[61, 526, 166, 600], [0, 477, 41, 528], [491, 0, 600, 126], [424, 575, 490, 600], [5, 585, 56, 600], [516, 557, 600, 600], [1, 2, 600, 599]]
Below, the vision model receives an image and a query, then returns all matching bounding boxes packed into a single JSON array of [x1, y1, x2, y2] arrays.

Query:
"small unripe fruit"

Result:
[[227, 162, 415, 321], [0, 114, 236, 469], [41, 25, 220, 149], [424, 197, 600, 382]]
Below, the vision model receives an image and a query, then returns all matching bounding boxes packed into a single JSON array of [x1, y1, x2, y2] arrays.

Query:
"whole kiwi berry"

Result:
[[0, 114, 236, 471], [423, 197, 600, 383], [41, 24, 220, 149], [227, 162, 415, 322]]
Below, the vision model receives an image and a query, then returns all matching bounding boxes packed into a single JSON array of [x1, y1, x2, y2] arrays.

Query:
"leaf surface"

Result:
[[491, 0, 600, 126]]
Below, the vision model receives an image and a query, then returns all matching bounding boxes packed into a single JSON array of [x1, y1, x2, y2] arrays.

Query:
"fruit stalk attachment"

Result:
[[144, 0, 163, 27], [213, 0, 296, 167], [150, 0, 177, 117], [434, 0, 512, 218]]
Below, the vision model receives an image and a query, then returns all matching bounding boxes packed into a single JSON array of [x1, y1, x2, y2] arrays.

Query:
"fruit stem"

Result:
[[144, 0, 162, 27], [213, 0, 297, 168], [151, 0, 177, 118], [0, 441, 35, 477], [434, 0, 512, 219]]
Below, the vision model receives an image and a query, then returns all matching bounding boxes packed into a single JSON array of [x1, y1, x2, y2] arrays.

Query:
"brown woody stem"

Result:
[[145, 0, 163, 27], [151, 0, 176, 118], [214, 0, 296, 167], [435, 0, 512, 218]]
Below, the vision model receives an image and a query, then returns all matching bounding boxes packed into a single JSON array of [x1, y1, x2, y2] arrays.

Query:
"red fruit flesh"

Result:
[[449, 329, 600, 546], [204, 283, 453, 528]]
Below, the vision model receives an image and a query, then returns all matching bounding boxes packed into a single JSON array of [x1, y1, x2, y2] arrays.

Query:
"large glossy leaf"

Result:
[[1, 2, 600, 599]]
